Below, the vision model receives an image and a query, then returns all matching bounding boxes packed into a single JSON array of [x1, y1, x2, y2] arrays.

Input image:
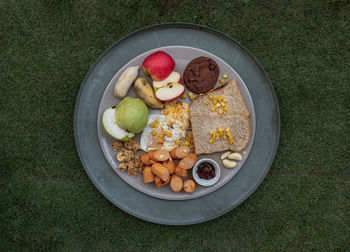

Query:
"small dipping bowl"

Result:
[[192, 158, 221, 186]]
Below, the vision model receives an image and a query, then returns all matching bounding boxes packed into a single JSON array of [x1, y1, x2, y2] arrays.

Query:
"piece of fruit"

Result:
[[115, 97, 148, 134], [153, 71, 181, 89], [102, 106, 135, 141], [134, 77, 164, 109], [152, 71, 185, 101], [142, 51, 175, 81], [155, 83, 185, 102], [113, 66, 139, 99]]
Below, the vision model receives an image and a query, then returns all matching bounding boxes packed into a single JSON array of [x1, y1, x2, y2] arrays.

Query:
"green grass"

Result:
[[1, 0, 349, 250]]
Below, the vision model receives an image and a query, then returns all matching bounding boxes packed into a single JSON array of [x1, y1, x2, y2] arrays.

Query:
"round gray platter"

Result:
[[74, 23, 280, 225]]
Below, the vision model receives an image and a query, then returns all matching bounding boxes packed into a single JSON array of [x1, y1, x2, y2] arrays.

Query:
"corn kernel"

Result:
[[151, 130, 157, 136], [218, 109, 223, 114], [209, 95, 214, 100], [206, 100, 211, 105], [166, 131, 172, 137], [150, 123, 155, 128], [229, 140, 234, 144], [184, 140, 190, 146], [218, 127, 223, 132], [155, 119, 159, 124], [223, 98, 227, 103], [154, 123, 159, 128], [218, 95, 223, 100], [223, 135, 227, 140], [209, 138, 215, 143], [213, 100, 218, 105], [225, 127, 230, 132], [223, 107, 228, 112], [220, 79, 225, 84], [219, 132, 224, 136], [157, 138, 164, 143], [222, 74, 228, 79], [215, 132, 220, 138], [216, 103, 221, 108], [211, 107, 216, 112], [181, 93, 187, 99], [175, 140, 181, 145], [210, 130, 215, 135]]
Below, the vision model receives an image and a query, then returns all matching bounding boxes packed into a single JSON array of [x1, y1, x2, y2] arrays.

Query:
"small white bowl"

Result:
[[192, 158, 221, 186]]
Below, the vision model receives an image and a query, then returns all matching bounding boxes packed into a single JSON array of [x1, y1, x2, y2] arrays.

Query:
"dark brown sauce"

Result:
[[196, 162, 216, 180]]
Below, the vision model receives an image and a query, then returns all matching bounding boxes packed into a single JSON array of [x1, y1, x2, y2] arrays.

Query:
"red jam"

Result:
[[196, 162, 216, 180]]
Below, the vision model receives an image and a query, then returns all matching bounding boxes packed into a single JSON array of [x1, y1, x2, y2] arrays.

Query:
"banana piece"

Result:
[[134, 77, 164, 109], [114, 66, 139, 99], [228, 153, 243, 161]]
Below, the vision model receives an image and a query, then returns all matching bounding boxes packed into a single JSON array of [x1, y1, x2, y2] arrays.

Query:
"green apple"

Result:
[[115, 97, 148, 133], [102, 106, 134, 141]]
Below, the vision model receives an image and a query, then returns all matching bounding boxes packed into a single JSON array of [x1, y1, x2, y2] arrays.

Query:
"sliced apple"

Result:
[[153, 71, 181, 89], [155, 83, 185, 102]]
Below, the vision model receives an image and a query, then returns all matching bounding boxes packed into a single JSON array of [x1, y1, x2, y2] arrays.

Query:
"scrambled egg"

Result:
[[140, 114, 186, 152]]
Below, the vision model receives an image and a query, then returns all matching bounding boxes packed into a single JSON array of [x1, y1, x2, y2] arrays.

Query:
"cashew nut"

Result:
[[220, 151, 231, 160], [114, 66, 139, 99], [222, 159, 237, 169], [228, 152, 242, 161]]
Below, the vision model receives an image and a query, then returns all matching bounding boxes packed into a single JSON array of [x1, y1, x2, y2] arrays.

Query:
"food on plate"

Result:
[[113, 145, 143, 177], [115, 97, 148, 134], [134, 77, 164, 109], [162, 160, 176, 174], [228, 152, 243, 161], [152, 71, 185, 101], [190, 113, 252, 155], [102, 106, 135, 141], [175, 165, 188, 178], [190, 79, 250, 118], [169, 146, 190, 159], [151, 163, 170, 182], [140, 153, 154, 165], [220, 151, 231, 160], [154, 176, 170, 188], [183, 179, 196, 193], [140, 114, 186, 152], [170, 174, 183, 192], [123, 139, 141, 152], [188, 92, 196, 100], [183, 56, 219, 94], [112, 141, 124, 151], [114, 66, 139, 99], [222, 159, 237, 169], [178, 153, 198, 170], [161, 101, 190, 129], [143, 166, 155, 183], [142, 51, 175, 81], [148, 149, 171, 162], [196, 161, 216, 180], [221, 152, 243, 168]]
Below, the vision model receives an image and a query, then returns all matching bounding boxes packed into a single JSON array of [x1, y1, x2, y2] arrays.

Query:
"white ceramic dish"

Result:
[[192, 158, 221, 186]]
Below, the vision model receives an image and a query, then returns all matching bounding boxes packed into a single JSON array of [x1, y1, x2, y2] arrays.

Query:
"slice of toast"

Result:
[[189, 79, 250, 118], [190, 113, 252, 155]]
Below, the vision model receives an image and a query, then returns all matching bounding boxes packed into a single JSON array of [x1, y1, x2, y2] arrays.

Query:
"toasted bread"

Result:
[[189, 78, 250, 118], [190, 113, 252, 155]]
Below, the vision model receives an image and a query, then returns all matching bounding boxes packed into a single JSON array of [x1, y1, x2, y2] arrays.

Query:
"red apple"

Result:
[[142, 51, 175, 81]]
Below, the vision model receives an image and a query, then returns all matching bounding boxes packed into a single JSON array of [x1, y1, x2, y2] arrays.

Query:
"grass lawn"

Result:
[[1, 0, 349, 250]]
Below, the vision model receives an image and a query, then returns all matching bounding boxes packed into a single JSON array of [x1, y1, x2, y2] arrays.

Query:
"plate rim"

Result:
[[74, 22, 280, 225]]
